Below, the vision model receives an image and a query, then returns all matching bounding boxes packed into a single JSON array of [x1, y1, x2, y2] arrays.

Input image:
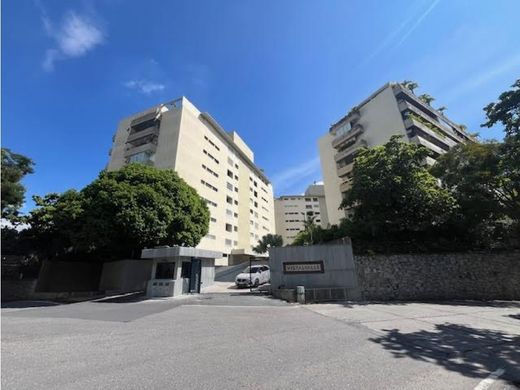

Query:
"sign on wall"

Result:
[[283, 261, 325, 274]]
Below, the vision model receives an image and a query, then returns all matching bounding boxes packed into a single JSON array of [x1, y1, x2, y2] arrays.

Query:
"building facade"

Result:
[[319, 82, 474, 225], [274, 184, 329, 245], [107, 97, 276, 265]]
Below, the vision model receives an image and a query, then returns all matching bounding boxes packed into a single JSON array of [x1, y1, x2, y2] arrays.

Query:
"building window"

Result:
[[226, 196, 233, 205], [210, 217, 217, 223], [128, 151, 154, 164], [155, 262, 175, 279], [225, 239, 232, 246], [225, 224, 233, 232], [233, 226, 238, 232], [234, 200, 238, 205], [227, 182, 233, 191], [227, 170, 233, 179]]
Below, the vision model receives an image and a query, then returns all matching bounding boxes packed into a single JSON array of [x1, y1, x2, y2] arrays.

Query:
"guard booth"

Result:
[[141, 246, 222, 298]]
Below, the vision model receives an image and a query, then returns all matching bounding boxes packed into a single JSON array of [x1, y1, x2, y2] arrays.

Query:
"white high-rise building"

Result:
[[108, 97, 276, 265], [319, 82, 474, 225], [274, 184, 329, 245]]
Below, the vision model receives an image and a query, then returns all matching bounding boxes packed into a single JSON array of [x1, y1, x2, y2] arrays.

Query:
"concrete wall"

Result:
[[36, 260, 102, 293], [99, 259, 153, 293], [269, 244, 359, 290], [355, 252, 520, 301], [270, 245, 520, 303], [1, 280, 38, 302]]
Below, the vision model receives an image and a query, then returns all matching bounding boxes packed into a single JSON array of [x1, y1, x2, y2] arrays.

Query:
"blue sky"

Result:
[[3, 0, 520, 211]]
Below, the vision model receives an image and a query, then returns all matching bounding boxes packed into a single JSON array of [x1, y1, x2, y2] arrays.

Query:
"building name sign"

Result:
[[283, 261, 325, 274]]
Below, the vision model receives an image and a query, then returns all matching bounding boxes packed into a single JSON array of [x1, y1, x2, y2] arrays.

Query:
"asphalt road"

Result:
[[2, 292, 519, 389]]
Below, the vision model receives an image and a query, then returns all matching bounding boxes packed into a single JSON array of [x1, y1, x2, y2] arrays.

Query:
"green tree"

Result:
[[481, 78, 520, 224], [80, 164, 210, 258], [431, 142, 511, 245], [341, 136, 456, 239], [401, 80, 419, 93], [1, 148, 34, 219], [24, 190, 85, 260], [253, 234, 283, 253], [482, 79, 520, 138], [25, 164, 210, 260], [418, 94, 435, 105]]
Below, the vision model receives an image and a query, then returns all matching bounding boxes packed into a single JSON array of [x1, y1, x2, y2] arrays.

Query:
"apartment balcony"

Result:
[[337, 162, 354, 178], [127, 126, 159, 143], [404, 117, 457, 149], [339, 179, 351, 193], [409, 135, 446, 156], [124, 141, 157, 158], [334, 139, 368, 162], [425, 156, 437, 167], [130, 110, 158, 127], [329, 109, 360, 133], [332, 123, 364, 149]]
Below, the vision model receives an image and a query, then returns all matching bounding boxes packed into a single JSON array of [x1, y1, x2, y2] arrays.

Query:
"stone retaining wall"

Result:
[[355, 251, 520, 301]]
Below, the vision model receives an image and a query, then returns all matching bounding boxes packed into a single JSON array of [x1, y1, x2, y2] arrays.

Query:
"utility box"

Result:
[[146, 279, 175, 297]]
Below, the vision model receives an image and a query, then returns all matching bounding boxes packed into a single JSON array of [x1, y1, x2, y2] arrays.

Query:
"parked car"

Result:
[[235, 265, 270, 288]]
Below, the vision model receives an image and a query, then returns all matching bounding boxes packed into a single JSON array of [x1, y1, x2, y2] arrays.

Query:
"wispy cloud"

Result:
[[40, 7, 105, 71], [394, 0, 441, 49], [271, 157, 321, 195], [124, 80, 166, 95], [443, 53, 520, 103], [360, 0, 440, 66]]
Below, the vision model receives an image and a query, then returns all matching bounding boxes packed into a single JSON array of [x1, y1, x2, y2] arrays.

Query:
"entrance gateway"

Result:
[[141, 246, 221, 298]]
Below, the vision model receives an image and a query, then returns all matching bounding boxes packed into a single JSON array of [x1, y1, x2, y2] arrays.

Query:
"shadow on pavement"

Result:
[[370, 323, 520, 383], [92, 292, 147, 304], [335, 300, 520, 309], [1, 300, 64, 309]]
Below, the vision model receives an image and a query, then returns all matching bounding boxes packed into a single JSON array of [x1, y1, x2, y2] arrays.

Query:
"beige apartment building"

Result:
[[319, 82, 474, 225], [274, 183, 329, 245], [107, 97, 276, 265]]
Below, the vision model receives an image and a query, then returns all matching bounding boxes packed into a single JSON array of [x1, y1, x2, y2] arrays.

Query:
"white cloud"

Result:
[[393, 0, 440, 49], [41, 10, 104, 71], [271, 157, 321, 195], [360, 0, 440, 66], [443, 53, 520, 103], [124, 80, 166, 95]]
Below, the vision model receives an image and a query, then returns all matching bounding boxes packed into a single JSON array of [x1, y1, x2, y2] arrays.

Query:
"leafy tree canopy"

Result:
[[482, 79, 520, 138], [341, 136, 456, 239], [431, 142, 515, 245], [253, 234, 283, 253], [1, 148, 34, 219], [25, 164, 210, 260]]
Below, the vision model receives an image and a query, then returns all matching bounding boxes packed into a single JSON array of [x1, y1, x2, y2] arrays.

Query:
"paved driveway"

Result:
[[2, 293, 519, 389]]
